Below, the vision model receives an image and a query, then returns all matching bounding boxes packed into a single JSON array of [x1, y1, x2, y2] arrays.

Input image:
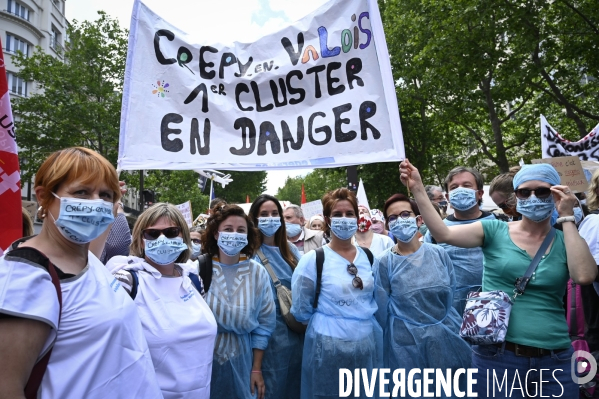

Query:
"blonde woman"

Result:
[[107, 203, 217, 399]]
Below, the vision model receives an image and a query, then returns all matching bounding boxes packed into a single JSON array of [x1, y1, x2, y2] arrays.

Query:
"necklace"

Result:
[[392, 245, 404, 256]]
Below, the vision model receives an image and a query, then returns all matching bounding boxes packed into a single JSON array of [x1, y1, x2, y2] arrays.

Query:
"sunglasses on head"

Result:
[[514, 187, 552, 200], [143, 227, 181, 240], [347, 263, 364, 290]]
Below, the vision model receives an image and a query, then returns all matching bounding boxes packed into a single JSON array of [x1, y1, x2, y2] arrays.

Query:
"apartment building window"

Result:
[[6, 0, 30, 21], [50, 26, 61, 50], [5, 33, 30, 57], [6, 72, 27, 97]]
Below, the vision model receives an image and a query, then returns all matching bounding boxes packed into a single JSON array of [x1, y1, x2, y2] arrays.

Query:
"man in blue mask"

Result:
[[424, 166, 497, 316], [283, 204, 325, 255]]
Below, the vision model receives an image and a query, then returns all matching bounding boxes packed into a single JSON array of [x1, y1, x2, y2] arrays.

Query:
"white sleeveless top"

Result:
[[109, 256, 217, 399], [0, 250, 162, 399]]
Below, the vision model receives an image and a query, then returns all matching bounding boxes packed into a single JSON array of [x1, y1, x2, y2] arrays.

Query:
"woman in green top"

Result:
[[400, 160, 596, 398]]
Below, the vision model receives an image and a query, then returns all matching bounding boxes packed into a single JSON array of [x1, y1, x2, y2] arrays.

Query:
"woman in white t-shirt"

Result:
[[107, 203, 217, 399], [353, 205, 394, 257], [0, 147, 162, 399]]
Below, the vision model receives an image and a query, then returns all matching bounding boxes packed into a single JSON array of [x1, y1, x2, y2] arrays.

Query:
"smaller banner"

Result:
[[541, 115, 599, 162], [175, 200, 193, 227], [532, 156, 588, 193], [301, 199, 323, 221], [0, 40, 22, 250]]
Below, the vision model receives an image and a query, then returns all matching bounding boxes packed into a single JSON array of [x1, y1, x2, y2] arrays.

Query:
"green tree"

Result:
[[13, 12, 128, 195], [276, 176, 304, 204], [214, 171, 267, 204], [144, 170, 209, 216]]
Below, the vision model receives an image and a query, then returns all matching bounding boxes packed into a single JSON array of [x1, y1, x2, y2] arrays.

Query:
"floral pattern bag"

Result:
[[459, 290, 513, 344], [459, 228, 555, 345]]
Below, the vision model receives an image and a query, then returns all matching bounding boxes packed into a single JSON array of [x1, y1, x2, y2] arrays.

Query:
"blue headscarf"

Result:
[[513, 164, 561, 189]]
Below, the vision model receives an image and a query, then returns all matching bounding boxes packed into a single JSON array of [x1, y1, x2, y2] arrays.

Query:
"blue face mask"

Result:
[[258, 217, 281, 237], [285, 223, 302, 238], [516, 195, 555, 223], [574, 207, 584, 225], [329, 217, 358, 241], [50, 193, 114, 244], [389, 217, 419, 243], [449, 187, 478, 211], [191, 242, 202, 258], [217, 232, 248, 256], [437, 200, 448, 208], [144, 235, 187, 265]]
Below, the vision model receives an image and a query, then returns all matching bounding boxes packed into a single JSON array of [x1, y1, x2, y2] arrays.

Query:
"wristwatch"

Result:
[[556, 216, 576, 224]]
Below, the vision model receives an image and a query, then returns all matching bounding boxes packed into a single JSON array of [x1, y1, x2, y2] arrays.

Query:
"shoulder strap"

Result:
[[514, 228, 556, 296], [129, 269, 139, 300], [359, 246, 374, 266], [187, 273, 203, 294], [314, 247, 325, 309], [569, 280, 579, 337], [257, 249, 281, 287], [24, 258, 62, 399], [198, 254, 213, 292]]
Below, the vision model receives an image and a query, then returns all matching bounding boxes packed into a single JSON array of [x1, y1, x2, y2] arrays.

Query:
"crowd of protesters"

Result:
[[1, 146, 599, 399]]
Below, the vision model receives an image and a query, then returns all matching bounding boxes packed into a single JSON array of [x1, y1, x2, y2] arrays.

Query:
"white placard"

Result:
[[541, 115, 599, 162], [301, 199, 324, 221], [175, 201, 193, 227], [118, 0, 404, 171]]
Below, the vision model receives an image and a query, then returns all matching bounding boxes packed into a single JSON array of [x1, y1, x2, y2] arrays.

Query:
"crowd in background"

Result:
[[1, 147, 599, 399]]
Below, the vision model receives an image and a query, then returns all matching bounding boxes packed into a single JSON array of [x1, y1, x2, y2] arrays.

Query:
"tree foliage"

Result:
[[215, 171, 268, 204], [13, 12, 128, 188], [145, 170, 209, 215]]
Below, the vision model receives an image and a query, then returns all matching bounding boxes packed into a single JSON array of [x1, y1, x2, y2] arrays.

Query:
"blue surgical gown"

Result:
[[374, 244, 471, 398], [204, 257, 276, 399], [253, 243, 303, 399], [424, 213, 496, 315], [291, 245, 383, 399]]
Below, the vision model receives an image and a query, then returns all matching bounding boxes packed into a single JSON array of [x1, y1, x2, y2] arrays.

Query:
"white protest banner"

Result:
[[541, 115, 599, 161], [175, 201, 193, 226], [118, 0, 404, 171], [301, 200, 324, 221]]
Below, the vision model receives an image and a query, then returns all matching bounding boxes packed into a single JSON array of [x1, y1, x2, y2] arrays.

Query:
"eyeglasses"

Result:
[[143, 227, 181, 240], [514, 187, 552, 200], [387, 211, 414, 223], [191, 238, 201, 245], [347, 263, 364, 290]]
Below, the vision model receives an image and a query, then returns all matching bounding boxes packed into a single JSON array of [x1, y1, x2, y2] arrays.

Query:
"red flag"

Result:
[[246, 195, 250, 203], [0, 40, 22, 251], [301, 184, 307, 204]]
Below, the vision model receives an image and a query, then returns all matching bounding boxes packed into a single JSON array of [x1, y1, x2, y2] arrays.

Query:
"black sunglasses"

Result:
[[497, 201, 509, 210], [514, 187, 552, 200], [347, 263, 364, 290], [143, 227, 181, 240]]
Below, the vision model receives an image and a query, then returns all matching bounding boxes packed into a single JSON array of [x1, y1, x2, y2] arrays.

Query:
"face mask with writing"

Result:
[[389, 217, 419, 243], [145, 235, 187, 265], [218, 232, 248, 256], [258, 217, 281, 237], [329, 217, 358, 241], [50, 192, 114, 244], [449, 187, 478, 211], [516, 195, 555, 223]]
